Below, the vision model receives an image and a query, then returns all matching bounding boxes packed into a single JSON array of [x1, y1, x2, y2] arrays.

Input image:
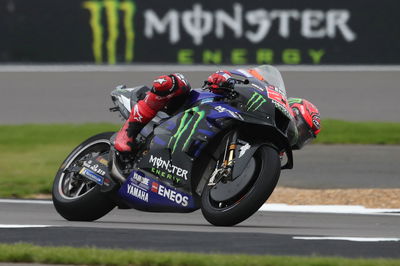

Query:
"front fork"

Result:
[[224, 131, 238, 168], [208, 130, 238, 186]]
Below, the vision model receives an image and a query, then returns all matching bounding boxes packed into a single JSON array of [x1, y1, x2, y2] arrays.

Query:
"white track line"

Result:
[[259, 204, 400, 215], [293, 236, 400, 242], [0, 224, 54, 228], [0, 199, 52, 204], [1, 199, 400, 215], [1, 64, 400, 72]]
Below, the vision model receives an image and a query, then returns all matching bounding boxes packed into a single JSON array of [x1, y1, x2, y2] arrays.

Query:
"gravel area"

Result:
[[269, 187, 400, 208]]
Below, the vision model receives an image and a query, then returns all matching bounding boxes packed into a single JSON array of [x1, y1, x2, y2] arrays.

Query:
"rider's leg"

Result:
[[114, 74, 189, 153], [114, 100, 157, 152]]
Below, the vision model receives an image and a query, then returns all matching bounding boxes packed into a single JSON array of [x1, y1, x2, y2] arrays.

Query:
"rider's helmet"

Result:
[[289, 98, 321, 149]]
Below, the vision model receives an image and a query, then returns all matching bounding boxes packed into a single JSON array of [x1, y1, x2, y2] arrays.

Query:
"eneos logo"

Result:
[[150, 182, 189, 207]]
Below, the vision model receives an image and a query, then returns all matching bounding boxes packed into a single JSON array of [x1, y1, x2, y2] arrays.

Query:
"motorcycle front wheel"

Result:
[[201, 145, 280, 226], [52, 132, 116, 221]]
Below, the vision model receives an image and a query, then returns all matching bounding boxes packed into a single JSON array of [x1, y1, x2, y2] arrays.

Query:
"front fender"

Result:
[[232, 142, 293, 180], [232, 143, 262, 179]]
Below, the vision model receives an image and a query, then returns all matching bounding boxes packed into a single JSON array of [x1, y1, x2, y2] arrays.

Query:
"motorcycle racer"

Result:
[[114, 67, 321, 153], [114, 73, 191, 152]]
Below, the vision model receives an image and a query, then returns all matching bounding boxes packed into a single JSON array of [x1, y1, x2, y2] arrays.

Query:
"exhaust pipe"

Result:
[[109, 149, 127, 183]]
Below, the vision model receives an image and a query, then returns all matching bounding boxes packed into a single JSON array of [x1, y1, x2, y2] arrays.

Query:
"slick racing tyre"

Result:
[[201, 145, 280, 226], [52, 132, 116, 221]]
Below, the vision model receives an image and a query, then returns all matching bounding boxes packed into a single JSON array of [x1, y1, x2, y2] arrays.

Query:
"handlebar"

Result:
[[202, 78, 249, 100], [203, 78, 249, 91]]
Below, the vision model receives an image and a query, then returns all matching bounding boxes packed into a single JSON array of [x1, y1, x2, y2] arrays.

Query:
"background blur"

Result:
[[1, 0, 400, 124], [1, 2, 400, 260], [1, 0, 399, 65]]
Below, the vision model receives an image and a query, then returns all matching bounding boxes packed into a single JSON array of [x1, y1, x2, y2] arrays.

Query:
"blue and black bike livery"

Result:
[[52, 65, 296, 226]]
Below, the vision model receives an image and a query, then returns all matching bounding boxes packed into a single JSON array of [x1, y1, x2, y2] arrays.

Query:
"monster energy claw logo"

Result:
[[288, 98, 303, 104], [168, 107, 205, 153], [246, 92, 267, 111], [83, 0, 136, 64]]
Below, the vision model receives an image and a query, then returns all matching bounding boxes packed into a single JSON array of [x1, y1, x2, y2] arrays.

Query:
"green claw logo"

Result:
[[168, 107, 205, 153], [288, 98, 303, 104], [82, 0, 136, 64], [246, 92, 267, 111]]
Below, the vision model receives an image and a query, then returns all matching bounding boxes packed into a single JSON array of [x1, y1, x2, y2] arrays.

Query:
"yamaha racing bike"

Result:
[[52, 65, 295, 226]]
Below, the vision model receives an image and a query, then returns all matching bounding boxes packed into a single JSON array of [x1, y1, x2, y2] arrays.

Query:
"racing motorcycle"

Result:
[[52, 65, 295, 226]]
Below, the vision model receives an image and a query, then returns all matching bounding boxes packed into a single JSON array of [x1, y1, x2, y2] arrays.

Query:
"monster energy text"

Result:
[[168, 107, 205, 153], [83, 0, 136, 64], [246, 92, 267, 111], [150, 168, 182, 184], [149, 155, 188, 180]]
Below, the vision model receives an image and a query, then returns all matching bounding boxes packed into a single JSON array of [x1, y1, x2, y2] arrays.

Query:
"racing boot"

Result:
[[114, 120, 143, 153], [114, 101, 156, 153]]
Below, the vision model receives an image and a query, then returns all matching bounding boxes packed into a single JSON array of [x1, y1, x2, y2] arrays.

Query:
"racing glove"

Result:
[[206, 71, 233, 93]]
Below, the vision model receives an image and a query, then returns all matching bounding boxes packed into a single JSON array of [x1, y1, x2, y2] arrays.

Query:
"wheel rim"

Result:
[[208, 151, 262, 210], [58, 140, 110, 200]]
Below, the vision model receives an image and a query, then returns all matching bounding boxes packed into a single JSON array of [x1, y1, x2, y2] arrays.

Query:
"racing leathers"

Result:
[[114, 68, 320, 153], [114, 73, 191, 152]]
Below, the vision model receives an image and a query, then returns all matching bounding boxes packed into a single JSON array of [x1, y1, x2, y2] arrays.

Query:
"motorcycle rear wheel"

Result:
[[52, 132, 116, 221], [201, 145, 280, 226]]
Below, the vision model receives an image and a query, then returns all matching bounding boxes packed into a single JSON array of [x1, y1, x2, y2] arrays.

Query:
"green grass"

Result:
[[315, 119, 400, 145], [0, 243, 399, 266], [0, 123, 119, 198], [0, 120, 399, 198]]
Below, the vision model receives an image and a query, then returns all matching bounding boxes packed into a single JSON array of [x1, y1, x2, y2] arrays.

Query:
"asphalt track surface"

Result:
[[1, 200, 400, 258], [1, 65, 400, 124], [280, 144, 400, 189]]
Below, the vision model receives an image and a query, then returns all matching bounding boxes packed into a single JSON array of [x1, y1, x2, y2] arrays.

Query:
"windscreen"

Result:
[[253, 65, 287, 97]]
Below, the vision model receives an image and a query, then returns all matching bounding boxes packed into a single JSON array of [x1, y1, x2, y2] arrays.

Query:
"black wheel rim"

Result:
[[58, 140, 110, 200], [207, 150, 262, 210]]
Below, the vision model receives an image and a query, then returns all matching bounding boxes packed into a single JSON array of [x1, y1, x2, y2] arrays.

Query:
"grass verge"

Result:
[[314, 119, 400, 145], [0, 120, 399, 198], [0, 123, 119, 198], [0, 243, 399, 266]]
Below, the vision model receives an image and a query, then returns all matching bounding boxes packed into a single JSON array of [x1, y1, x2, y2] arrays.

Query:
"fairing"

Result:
[[253, 65, 287, 96], [134, 83, 293, 190], [110, 85, 149, 120], [119, 170, 197, 212]]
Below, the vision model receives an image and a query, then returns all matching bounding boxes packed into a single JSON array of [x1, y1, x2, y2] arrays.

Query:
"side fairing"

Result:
[[187, 89, 222, 106], [136, 103, 239, 192], [136, 85, 294, 195], [118, 170, 197, 212], [234, 82, 293, 121]]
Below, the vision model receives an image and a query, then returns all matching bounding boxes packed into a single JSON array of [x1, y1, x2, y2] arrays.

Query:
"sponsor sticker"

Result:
[[150, 168, 182, 183], [79, 167, 104, 185], [214, 105, 244, 120], [239, 143, 251, 158], [246, 92, 267, 112], [120, 171, 194, 209], [83, 160, 106, 176], [149, 155, 188, 180], [131, 171, 151, 191], [168, 106, 205, 154], [127, 184, 149, 202], [153, 182, 189, 207], [95, 156, 109, 166], [151, 182, 159, 193]]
